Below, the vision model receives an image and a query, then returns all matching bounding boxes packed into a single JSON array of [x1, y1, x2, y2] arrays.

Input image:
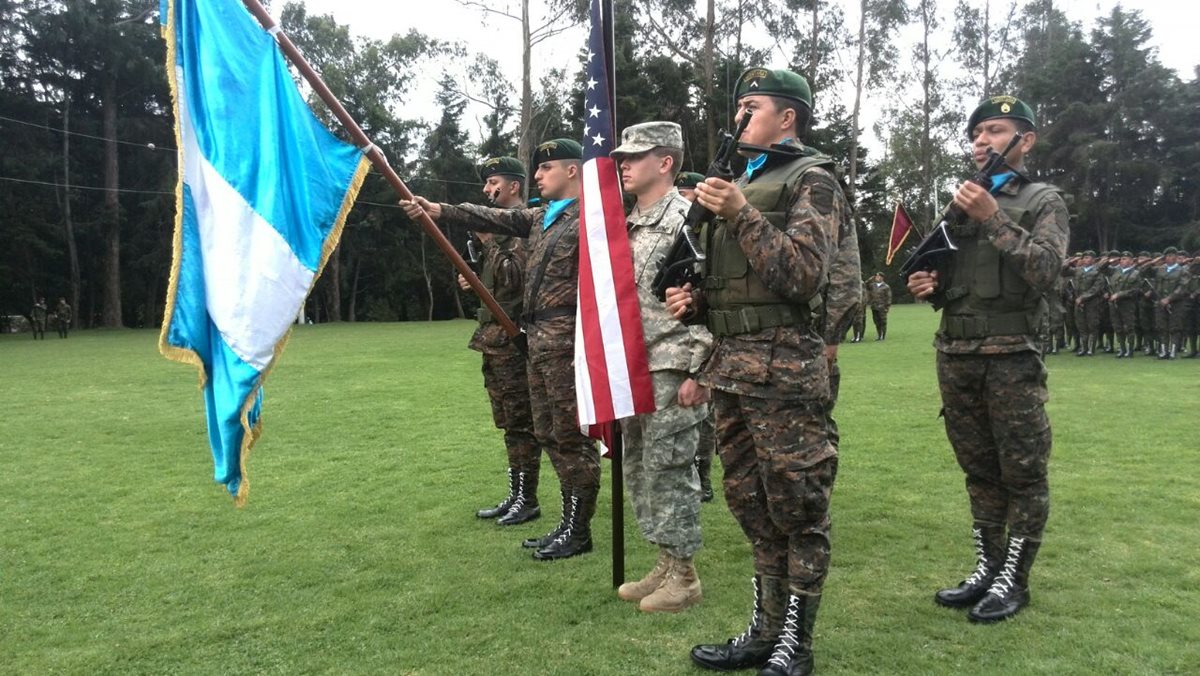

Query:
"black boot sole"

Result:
[[532, 538, 593, 560], [496, 506, 541, 526]]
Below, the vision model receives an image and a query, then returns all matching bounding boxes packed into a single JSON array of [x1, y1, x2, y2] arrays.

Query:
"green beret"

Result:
[[1152, 251, 1163, 257], [1137, 251, 1151, 257], [477, 156, 525, 181], [1120, 251, 1133, 258], [1082, 250, 1096, 257], [675, 172, 706, 189], [1164, 246, 1179, 255], [966, 95, 1036, 138], [735, 67, 812, 110], [534, 138, 582, 163]]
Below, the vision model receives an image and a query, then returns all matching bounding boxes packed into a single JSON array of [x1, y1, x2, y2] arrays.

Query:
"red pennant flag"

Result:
[[886, 201, 915, 266]]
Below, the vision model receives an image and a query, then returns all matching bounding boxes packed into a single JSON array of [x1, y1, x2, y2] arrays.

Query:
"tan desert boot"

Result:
[[639, 556, 702, 613], [617, 547, 670, 602]]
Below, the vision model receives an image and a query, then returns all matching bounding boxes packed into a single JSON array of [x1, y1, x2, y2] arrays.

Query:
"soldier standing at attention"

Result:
[[31, 297, 48, 340], [866, 272, 892, 340], [1134, 251, 1156, 353], [461, 157, 541, 526], [907, 96, 1068, 623], [54, 297, 72, 338], [849, 278, 867, 343], [1106, 251, 1141, 359], [667, 67, 852, 676], [1071, 250, 1104, 356], [1153, 247, 1192, 359], [402, 139, 599, 561], [608, 121, 713, 613]]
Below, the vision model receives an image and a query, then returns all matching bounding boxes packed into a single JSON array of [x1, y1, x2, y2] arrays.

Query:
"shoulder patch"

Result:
[[803, 172, 841, 216]]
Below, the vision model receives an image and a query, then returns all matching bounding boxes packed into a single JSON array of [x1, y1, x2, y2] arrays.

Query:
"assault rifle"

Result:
[[1143, 277, 1171, 314], [651, 111, 753, 301], [899, 132, 1026, 282]]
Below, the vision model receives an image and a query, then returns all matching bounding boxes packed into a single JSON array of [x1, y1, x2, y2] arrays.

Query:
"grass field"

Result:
[[2, 306, 1197, 675]]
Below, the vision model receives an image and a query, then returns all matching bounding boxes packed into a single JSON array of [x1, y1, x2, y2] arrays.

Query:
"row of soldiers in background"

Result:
[[847, 273, 892, 342], [1050, 248, 1198, 359], [29, 297, 72, 339]]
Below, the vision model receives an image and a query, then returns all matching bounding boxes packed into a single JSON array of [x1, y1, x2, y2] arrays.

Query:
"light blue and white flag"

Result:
[[158, 0, 369, 504]]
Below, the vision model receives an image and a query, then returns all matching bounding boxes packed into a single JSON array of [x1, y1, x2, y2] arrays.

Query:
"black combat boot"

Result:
[[533, 490, 593, 560], [758, 592, 820, 676], [476, 468, 516, 519], [935, 524, 1005, 608], [522, 487, 569, 548], [697, 455, 714, 503], [1114, 338, 1126, 358], [691, 575, 786, 671], [1189, 336, 1199, 358], [496, 470, 540, 525], [969, 536, 1041, 623]]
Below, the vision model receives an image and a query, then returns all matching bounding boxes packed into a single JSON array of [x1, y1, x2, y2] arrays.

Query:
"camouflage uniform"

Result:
[[930, 177, 1068, 546], [821, 199, 862, 452], [620, 189, 712, 559], [693, 138, 844, 595], [1060, 269, 1078, 350], [1107, 263, 1141, 356], [848, 279, 867, 342], [1045, 275, 1065, 353], [30, 299, 47, 340], [469, 235, 540, 518], [1153, 260, 1192, 356], [54, 299, 71, 338], [437, 200, 600, 534], [1071, 264, 1105, 353], [866, 276, 892, 340]]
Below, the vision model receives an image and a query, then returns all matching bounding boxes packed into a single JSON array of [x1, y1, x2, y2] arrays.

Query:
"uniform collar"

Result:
[[628, 189, 682, 229]]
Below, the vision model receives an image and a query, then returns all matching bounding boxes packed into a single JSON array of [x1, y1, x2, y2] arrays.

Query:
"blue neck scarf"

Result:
[[1083, 265, 1094, 272], [543, 198, 577, 230], [989, 171, 1016, 193], [1166, 263, 1179, 273], [745, 137, 793, 181], [1121, 266, 1134, 274]]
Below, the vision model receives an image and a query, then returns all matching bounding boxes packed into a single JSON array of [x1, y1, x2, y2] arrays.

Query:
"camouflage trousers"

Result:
[[713, 391, 838, 594], [936, 351, 1051, 540], [620, 369, 706, 558], [824, 356, 842, 450], [1110, 299, 1137, 338], [851, 304, 865, 338], [696, 408, 716, 481], [1074, 299, 1102, 339], [870, 307, 889, 335], [480, 348, 539, 474], [527, 350, 599, 510]]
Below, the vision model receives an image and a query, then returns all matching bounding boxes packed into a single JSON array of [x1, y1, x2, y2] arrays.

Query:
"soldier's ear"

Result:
[[1020, 131, 1037, 154]]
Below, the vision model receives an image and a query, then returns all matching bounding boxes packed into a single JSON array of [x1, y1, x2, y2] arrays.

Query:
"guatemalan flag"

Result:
[[158, 0, 369, 504], [575, 0, 656, 447]]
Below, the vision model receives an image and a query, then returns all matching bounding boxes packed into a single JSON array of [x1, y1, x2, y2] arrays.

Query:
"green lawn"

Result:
[[1, 306, 1196, 675]]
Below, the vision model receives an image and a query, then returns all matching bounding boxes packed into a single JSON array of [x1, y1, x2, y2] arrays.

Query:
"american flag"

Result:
[[574, 0, 655, 445]]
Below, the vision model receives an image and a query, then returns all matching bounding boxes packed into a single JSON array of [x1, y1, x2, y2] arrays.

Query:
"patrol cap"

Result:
[[1164, 246, 1179, 255], [534, 138, 583, 163], [611, 121, 683, 157], [477, 156, 525, 182], [735, 67, 813, 110], [675, 172, 706, 189], [966, 95, 1037, 138]]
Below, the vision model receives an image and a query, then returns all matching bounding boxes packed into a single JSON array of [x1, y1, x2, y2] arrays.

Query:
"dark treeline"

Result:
[[2, 0, 1197, 328]]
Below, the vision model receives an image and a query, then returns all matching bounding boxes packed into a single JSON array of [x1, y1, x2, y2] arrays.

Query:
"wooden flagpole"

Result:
[[240, 0, 522, 341]]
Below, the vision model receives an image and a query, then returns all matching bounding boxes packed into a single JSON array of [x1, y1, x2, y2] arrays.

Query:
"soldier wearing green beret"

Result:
[[459, 158, 542, 526], [675, 171, 706, 202], [1134, 251, 1157, 353], [667, 66, 858, 676], [907, 95, 1068, 623], [1106, 251, 1142, 358], [403, 138, 602, 561], [1071, 250, 1105, 356], [1151, 247, 1192, 358]]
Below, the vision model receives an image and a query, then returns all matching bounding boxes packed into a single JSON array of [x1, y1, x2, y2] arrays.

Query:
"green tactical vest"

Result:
[[703, 154, 834, 337], [476, 236, 523, 325], [939, 182, 1060, 339], [1154, 264, 1186, 298]]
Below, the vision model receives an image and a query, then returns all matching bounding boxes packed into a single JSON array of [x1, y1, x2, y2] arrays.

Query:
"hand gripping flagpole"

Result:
[[241, 0, 523, 343]]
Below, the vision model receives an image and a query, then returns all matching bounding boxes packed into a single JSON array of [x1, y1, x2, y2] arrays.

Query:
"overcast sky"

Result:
[[293, 0, 1198, 155]]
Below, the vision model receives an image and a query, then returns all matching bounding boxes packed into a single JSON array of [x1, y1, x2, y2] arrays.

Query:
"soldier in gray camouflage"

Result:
[[609, 121, 713, 614], [401, 139, 599, 561], [461, 157, 542, 526], [667, 67, 852, 676], [908, 95, 1068, 624]]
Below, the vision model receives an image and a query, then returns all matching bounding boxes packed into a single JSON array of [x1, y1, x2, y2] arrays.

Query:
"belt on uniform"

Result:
[[521, 306, 577, 324], [707, 304, 807, 337], [941, 312, 1033, 339]]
